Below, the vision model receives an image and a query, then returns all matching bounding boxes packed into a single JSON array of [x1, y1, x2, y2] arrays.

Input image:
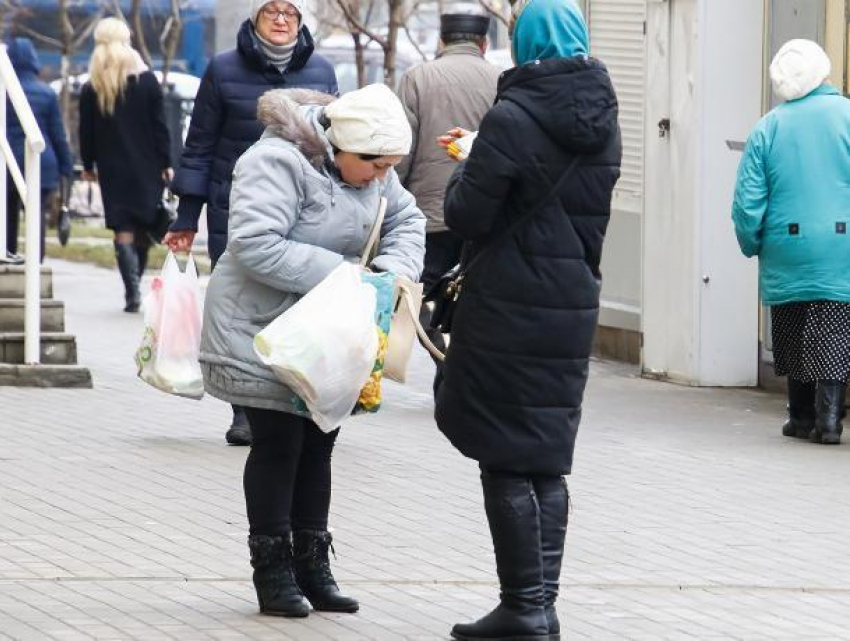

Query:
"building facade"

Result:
[[587, 0, 849, 388]]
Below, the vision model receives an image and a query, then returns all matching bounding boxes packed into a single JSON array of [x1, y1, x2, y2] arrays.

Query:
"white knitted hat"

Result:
[[250, 0, 304, 25], [324, 84, 412, 157], [770, 39, 831, 102]]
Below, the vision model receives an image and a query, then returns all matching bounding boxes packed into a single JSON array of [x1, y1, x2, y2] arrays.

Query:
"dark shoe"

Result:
[[226, 406, 252, 446], [451, 473, 549, 641], [115, 242, 141, 313], [248, 534, 309, 617], [810, 380, 847, 445], [293, 530, 359, 613], [782, 379, 816, 439], [534, 477, 568, 639]]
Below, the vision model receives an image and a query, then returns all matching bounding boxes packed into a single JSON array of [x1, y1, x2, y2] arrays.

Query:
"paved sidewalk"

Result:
[[3, 259, 850, 640]]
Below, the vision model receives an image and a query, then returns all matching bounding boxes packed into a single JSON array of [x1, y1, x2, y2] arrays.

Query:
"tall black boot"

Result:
[[114, 242, 141, 313], [533, 477, 568, 641], [451, 473, 549, 641], [782, 378, 816, 439], [135, 243, 150, 278], [248, 534, 310, 617], [810, 380, 847, 445], [293, 530, 359, 613]]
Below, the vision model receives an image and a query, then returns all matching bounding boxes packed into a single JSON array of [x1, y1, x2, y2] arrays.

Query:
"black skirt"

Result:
[[771, 301, 850, 382]]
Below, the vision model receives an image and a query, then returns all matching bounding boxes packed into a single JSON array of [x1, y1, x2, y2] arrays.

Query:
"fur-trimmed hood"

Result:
[[257, 88, 336, 167]]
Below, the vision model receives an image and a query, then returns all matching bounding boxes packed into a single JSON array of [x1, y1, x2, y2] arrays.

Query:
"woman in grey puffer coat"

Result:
[[201, 84, 425, 618]]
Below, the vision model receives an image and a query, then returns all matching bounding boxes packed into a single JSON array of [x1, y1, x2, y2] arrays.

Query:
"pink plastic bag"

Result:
[[135, 252, 204, 399]]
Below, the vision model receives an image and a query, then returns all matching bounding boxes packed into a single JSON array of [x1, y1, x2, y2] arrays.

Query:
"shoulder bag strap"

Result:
[[360, 197, 388, 267], [457, 154, 581, 282]]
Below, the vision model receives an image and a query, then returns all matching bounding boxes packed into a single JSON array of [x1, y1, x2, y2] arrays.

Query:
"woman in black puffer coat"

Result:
[[435, 1, 621, 639]]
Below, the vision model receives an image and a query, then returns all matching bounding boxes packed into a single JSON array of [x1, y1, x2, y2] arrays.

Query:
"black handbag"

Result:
[[424, 156, 580, 336], [148, 189, 177, 244]]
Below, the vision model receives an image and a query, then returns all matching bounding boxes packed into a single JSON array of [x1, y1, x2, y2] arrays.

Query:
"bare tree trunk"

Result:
[[383, 0, 404, 88], [352, 32, 367, 88], [131, 0, 153, 69], [159, 0, 183, 85]]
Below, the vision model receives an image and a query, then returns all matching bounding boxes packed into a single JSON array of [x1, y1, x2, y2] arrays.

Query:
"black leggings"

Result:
[[243, 407, 339, 536]]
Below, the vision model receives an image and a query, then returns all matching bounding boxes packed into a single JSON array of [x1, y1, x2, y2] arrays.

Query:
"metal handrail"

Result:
[[0, 45, 45, 365]]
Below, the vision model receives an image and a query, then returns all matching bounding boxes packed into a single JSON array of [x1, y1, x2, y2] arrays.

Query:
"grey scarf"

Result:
[[254, 31, 297, 73]]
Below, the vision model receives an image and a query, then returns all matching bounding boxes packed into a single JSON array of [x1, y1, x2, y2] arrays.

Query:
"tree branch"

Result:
[[478, 0, 508, 27], [333, 0, 387, 49]]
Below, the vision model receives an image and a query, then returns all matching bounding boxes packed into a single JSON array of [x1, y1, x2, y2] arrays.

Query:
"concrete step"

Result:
[[0, 299, 65, 332], [0, 332, 78, 365], [0, 265, 52, 299], [0, 363, 92, 388]]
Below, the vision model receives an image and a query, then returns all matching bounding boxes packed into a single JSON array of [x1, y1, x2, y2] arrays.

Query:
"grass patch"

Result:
[[68, 222, 113, 239], [45, 242, 210, 275]]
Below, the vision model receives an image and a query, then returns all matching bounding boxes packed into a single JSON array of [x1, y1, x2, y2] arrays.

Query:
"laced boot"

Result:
[[248, 534, 309, 617], [293, 530, 359, 613]]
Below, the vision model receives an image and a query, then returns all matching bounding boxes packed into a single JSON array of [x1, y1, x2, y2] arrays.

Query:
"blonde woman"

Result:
[[79, 17, 172, 312]]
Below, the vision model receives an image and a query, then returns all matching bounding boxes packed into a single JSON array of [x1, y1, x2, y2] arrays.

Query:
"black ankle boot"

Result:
[[115, 242, 141, 312], [534, 477, 568, 641], [451, 473, 549, 641], [782, 378, 816, 439], [248, 534, 309, 617], [293, 530, 359, 613], [226, 405, 252, 446], [810, 380, 847, 445]]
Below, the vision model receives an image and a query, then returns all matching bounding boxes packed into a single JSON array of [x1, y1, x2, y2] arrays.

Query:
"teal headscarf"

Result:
[[512, 0, 589, 66]]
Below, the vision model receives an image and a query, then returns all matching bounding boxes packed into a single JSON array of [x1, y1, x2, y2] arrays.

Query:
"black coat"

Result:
[[79, 71, 171, 231], [435, 57, 622, 476], [170, 21, 338, 261]]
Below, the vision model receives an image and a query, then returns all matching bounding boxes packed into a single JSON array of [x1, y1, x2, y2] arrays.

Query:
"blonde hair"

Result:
[[88, 18, 138, 115]]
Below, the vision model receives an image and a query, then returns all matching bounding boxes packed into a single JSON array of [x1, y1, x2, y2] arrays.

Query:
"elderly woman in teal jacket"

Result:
[[733, 39, 850, 445]]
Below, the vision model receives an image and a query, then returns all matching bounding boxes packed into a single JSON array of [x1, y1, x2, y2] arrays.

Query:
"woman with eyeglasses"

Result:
[[165, 1, 338, 447]]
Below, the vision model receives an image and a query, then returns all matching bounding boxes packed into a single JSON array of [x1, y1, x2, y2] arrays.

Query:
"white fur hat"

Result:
[[324, 84, 412, 157], [250, 0, 304, 25], [770, 39, 831, 102]]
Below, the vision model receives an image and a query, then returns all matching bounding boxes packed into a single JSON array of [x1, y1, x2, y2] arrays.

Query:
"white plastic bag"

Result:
[[254, 263, 378, 431], [135, 252, 204, 399]]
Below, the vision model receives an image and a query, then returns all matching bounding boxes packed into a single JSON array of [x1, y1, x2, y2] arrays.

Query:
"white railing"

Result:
[[0, 45, 45, 364]]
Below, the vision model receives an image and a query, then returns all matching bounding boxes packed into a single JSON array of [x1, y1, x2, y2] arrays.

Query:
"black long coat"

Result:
[[79, 71, 171, 232], [435, 57, 622, 476]]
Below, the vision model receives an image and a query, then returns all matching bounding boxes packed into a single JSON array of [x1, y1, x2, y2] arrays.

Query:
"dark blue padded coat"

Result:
[[170, 20, 338, 261], [6, 38, 73, 191]]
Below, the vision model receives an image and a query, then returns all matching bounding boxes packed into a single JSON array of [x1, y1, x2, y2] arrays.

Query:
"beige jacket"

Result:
[[396, 43, 501, 233]]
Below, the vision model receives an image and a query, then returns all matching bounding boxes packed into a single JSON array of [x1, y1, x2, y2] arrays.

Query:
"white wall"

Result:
[[642, 0, 762, 386]]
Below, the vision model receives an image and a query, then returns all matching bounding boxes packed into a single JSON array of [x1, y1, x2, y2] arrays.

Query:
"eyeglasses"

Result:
[[261, 6, 300, 23]]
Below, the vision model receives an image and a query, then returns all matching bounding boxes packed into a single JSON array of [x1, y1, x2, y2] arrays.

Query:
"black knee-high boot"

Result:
[[533, 477, 568, 640], [135, 243, 149, 279], [782, 379, 816, 439], [114, 242, 140, 313], [810, 380, 847, 445], [451, 472, 549, 641]]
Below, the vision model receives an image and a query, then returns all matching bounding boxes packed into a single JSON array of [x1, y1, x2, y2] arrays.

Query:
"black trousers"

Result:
[[243, 407, 339, 536]]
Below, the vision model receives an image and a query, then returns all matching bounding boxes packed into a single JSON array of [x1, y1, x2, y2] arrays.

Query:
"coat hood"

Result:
[[7, 38, 40, 76], [498, 56, 618, 153], [257, 88, 336, 167], [237, 20, 315, 74]]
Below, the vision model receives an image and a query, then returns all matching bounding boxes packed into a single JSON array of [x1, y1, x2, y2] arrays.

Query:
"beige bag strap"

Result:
[[398, 282, 445, 362], [360, 197, 388, 267]]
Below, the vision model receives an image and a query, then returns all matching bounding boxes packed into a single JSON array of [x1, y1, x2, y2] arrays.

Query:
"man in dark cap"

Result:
[[396, 2, 501, 367]]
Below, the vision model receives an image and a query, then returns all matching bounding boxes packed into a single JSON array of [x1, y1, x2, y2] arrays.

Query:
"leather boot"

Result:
[[135, 243, 149, 278], [533, 477, 568, 641], [293, 530, 359, 613], [810, 380, 847, 445], [451, 472, 549, 641], [114, 242, 141, 312], [248, 534, 309, 617], [782, 379, 816, 439], [226, 405, 252, 446]]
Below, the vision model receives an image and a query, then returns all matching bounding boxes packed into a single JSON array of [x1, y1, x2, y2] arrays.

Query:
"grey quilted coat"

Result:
[[200, 89, 426, 414]]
